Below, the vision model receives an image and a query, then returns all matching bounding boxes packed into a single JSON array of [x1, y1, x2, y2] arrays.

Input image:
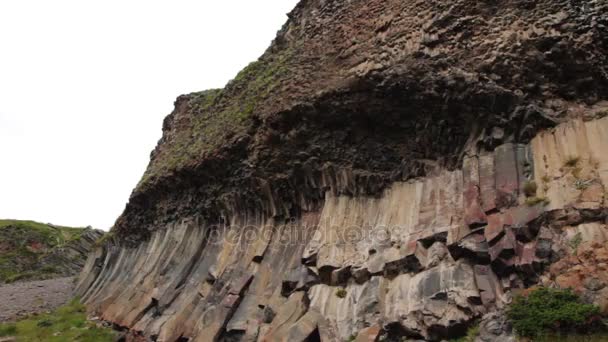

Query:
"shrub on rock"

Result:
[[507, 287, 603, 338]]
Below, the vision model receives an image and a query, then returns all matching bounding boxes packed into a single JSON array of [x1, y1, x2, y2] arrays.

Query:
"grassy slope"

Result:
[[0, 219, 85, 243], [0, 219, 89, 283], [0, 298, 116, 341]]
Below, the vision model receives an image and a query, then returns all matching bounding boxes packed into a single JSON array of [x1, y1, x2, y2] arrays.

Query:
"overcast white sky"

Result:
[[0, 0, 299, 230]]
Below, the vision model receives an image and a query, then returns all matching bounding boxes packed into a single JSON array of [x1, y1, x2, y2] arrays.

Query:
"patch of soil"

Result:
[[0, 277, 75, 322]]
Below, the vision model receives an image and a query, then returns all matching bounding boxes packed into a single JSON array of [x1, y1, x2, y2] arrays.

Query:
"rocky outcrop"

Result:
[[76, 0, 608, 340], [39, 228, 106, 277], [113, 0, 607, 243], [77, 116, 608, 341], [0, 220, 104, 283], [545, 228, 608, 315]]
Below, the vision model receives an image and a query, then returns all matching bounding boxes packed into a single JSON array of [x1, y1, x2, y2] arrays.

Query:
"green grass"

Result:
[[0, 298, 116, 341], [335, 288, 347, 298], [0, 220, 87, 247], [0, 219, 92, 283], [0, 323, 17, 337], [2, 265, 59, 283], [94, 231, 115, 247], [568, 233, 583, 255], [508, 287, 603, 338]]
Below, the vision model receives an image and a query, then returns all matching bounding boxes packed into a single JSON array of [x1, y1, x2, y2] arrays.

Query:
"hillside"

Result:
[[75, 0, 608, 341], [0, 220, 104, 283]]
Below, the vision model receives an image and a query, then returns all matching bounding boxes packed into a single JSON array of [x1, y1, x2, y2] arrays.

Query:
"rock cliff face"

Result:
[[76, 0, 608, 341]]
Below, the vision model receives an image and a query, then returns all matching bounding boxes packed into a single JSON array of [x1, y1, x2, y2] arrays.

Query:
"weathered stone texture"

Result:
[[75, 116, 608, 341], [75, 0, 608, 340]]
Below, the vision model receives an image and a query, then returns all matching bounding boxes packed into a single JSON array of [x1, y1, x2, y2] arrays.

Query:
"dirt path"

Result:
[[0, 277, 75, 322]]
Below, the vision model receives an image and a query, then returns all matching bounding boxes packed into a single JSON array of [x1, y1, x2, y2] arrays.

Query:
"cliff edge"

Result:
[[76, 0, 608, 341]]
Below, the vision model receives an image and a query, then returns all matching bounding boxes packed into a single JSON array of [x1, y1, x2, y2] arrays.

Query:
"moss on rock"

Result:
[[0, 220, 103, 283]]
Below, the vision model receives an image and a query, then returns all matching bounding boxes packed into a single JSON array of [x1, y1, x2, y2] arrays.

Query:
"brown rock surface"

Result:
[[74, 0, 608, 341], [76, 116, 608, 341], [114, 0, 608, 242], [549, 242, 608, 310]]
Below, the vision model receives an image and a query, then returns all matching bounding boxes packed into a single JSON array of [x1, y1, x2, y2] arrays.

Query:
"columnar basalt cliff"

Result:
[[76, 0, 608, 341]]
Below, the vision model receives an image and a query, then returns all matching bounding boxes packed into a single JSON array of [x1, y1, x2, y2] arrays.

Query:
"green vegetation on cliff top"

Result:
[[0, 298, 116, 341], [138, 45, 296, 189], [0, 219, 91, 283], [0, 220, 86, 244]]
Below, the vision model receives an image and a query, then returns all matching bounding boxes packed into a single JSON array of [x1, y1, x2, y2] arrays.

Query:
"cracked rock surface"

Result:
[[75, 0, 608, 341]]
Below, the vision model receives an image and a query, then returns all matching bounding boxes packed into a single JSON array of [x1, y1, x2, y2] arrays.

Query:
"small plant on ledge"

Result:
[[336, 288, 347, 298], [574, 179, 594, 190], [523, 180, 538, 197], [568, 232, 583, 255], [526, 196, 550, 207]]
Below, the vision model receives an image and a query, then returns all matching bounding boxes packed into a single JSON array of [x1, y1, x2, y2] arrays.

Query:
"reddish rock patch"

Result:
[[549, 242, 608, 313]]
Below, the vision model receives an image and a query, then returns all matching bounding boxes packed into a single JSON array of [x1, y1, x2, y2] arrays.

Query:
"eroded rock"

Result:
[[74, 0, 608, 340]]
